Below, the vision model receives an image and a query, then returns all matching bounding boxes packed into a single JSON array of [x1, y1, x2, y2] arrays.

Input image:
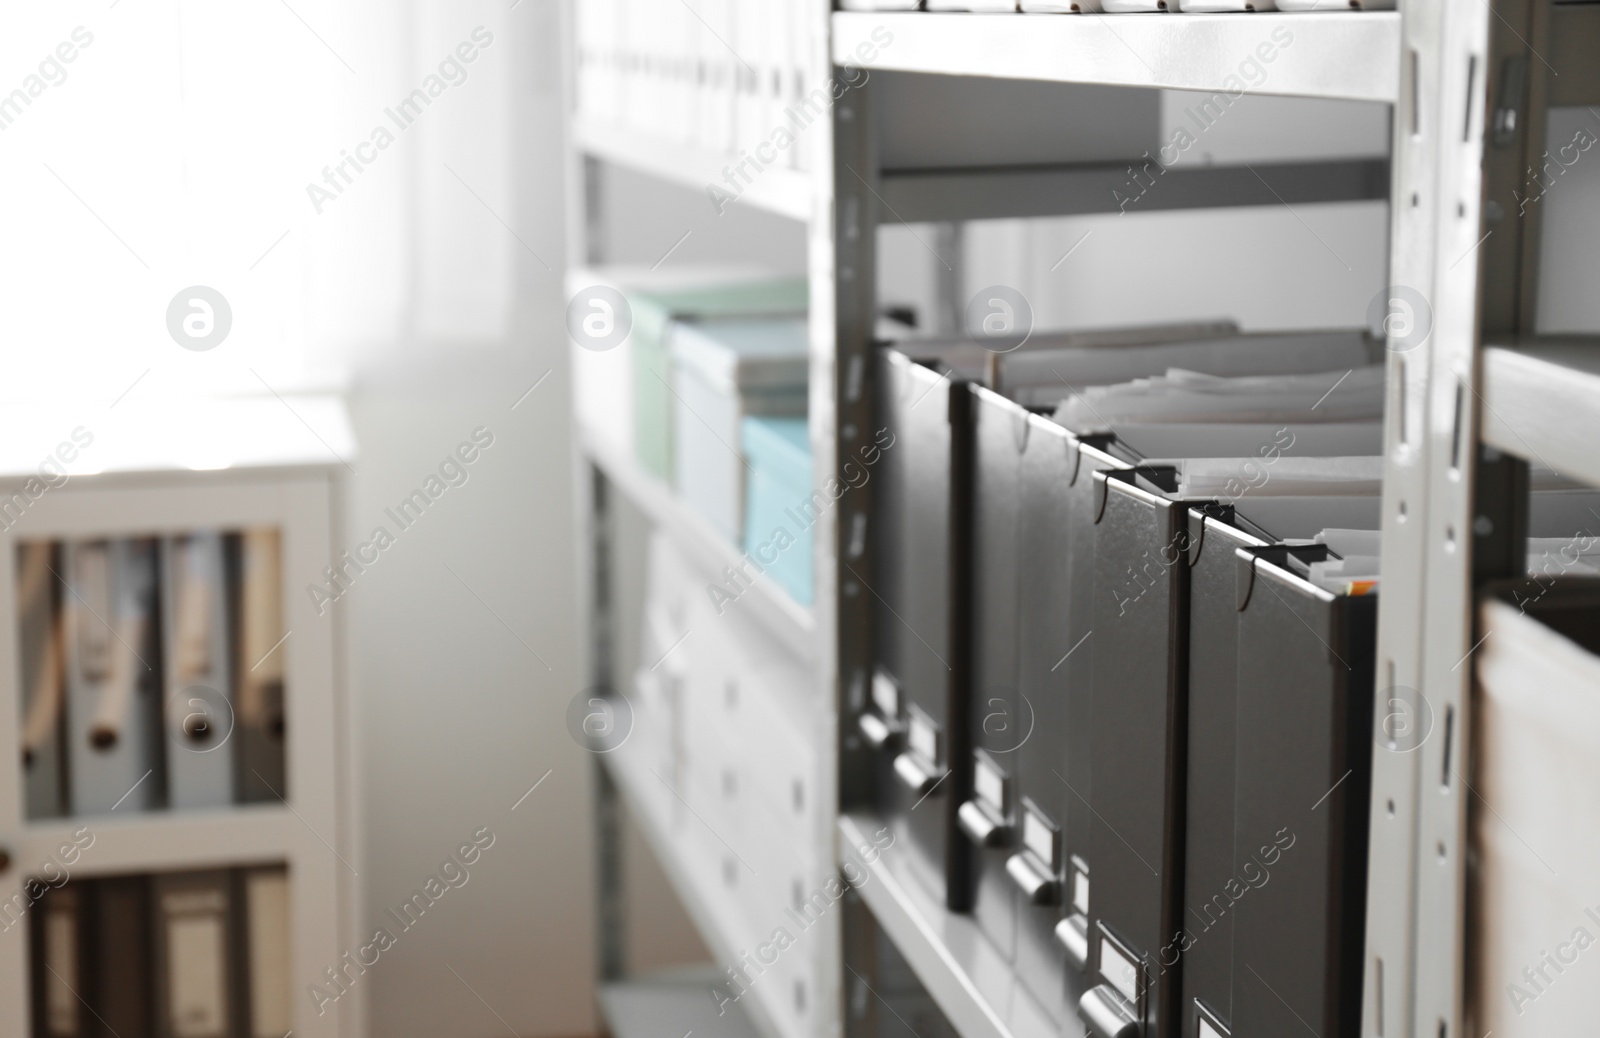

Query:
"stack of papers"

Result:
[[1053, 365, 1385, 431]]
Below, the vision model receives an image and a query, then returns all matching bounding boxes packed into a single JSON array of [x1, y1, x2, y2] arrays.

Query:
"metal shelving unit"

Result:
[[566, 4, 1600, 1038]]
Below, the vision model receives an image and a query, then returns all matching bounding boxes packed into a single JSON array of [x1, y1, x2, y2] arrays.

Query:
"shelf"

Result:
[[16, 806, 296, 878], [574, 119, 814, 223], [1481, 341, 1600, 488], [600, 748, 789, 1038], [879, 157, 1387, 222], [838, 813, 1064, 1038], [601, 973, 763, 1038], [581, 427, 817, 665], [833, 11, 1400, 103]]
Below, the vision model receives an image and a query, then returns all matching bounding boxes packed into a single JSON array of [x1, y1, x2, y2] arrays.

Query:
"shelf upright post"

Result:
[[1365, 2, 1498, 1037], [829, 58, 880, 1038]]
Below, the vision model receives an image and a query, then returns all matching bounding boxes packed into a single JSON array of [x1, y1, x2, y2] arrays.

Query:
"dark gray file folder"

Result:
[[1080, 467, 1192, 1038], [959, 385, 1028, 960], [94, 875, 155, 1038], [866, 347, 973, 911], [1226, 550, 1374, 1038], [1016, 419, 1137, 1021]]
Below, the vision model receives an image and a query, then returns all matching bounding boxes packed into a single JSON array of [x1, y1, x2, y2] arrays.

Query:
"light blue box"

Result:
[[740, 416, 813, 607]]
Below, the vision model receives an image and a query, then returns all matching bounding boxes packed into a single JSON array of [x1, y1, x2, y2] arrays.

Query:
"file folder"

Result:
[[32, 883, 86, 1038], [245, 867, 292, 1038], [957, 385, 1028, 963], [65, 540, 164, 816], [1079, 468, 1193, 1038], [1016, 420, 1137, 1018], [865, 348, 973, 911], [1222, 547, 1375, 1038], [93, 875, 155, 1038], [153, 871, 236, 1038], [236, 529, 287, 805], [17, 542, 68, 819], [163, 532, 235, 809]]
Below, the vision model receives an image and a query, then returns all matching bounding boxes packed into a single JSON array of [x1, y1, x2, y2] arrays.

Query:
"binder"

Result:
[[163, 532, 235, 809], [244, 867, 292, 1038], [1078, 468, 1192, 1038], [865, 348, 972, 910], [93, 875, 155, 1038], [17, 541, 68, 819], [31, 882, 87, 1038], [153, 871, 236, 1038], [1221, 547, 1374, 1038], [64, 539, 164, 816], [236, 529, 286, 805], [956, 386, 1028, 963], [1015, 419, 1136, 1018]]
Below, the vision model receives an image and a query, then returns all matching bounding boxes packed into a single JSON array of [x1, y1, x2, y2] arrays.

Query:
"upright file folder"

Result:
[[1224, 547, 1374, 1038], [1079, 468, 1194, 1038], [237, 529, 286, 805], [65, 539, 164, 816], [1014, 422, 1136, 1019], [93, 875, 155, 1038], [18, 541, 68, 819], [163, 532, 235, 809], [32, 883, 86, 1038], [245, 867, 292, 1038], [866, 348, 972, 911], [957, 385, 1027, 963], [153, 871, 236, 1038]]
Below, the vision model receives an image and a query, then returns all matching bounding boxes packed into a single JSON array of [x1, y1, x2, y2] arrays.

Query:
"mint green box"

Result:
[[741, 416, 812, 607], [629, 277, 808, 482]]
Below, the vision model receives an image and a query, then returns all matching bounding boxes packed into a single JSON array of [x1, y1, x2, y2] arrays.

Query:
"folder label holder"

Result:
[[1071, 856, 1090, 915], [1021, 801, 1058, 870], [1196, 1000, 1230, 1038], [1098, 924, 1144, 1012], [906, 706, 940, 769], [872, 670, 899, 719], [973, 753, 1006, 816]]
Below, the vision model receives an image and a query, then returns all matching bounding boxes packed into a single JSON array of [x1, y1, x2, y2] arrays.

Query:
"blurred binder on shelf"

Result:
[[32, 883, 86, 1038], [244, 867, 292, 1038], [1222, 545, 1374, 1038], [959, 385, 1027, 964], [236, 529, 286, 805], [867, 348, 972, 911], [93, 875, 155, 1038], [17, 541, 68, 819], [153, 871, 235, 1038], [163, 532, 235, 809], [64, 539, 164, 816]]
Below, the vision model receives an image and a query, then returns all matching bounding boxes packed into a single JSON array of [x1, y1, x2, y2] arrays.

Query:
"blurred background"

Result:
[[3, 3, 1598, 1038]]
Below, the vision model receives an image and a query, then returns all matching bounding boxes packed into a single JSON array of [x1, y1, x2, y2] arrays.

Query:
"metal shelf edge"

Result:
[[1481, 343, 1600, 487], [574, 119, 814, 222], [600, 750, 791, 1038], [580, 427, 818, 664], [832, 11, 1401, 103], [837, 813, 1062, 1038]]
